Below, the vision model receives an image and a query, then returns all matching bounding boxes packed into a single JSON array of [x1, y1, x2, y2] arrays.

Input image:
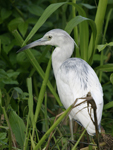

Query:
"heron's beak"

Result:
[[16, 38, 47, 53]]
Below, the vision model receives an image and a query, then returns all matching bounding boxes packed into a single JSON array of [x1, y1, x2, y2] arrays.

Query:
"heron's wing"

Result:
[[69, 59, 103, 124], [57, 58, 103, 135]]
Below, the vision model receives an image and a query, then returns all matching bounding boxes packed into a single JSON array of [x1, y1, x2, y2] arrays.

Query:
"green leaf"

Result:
[[65, 14, 96, 62], [97, 42, 113, 52], [0, 69, 19, 85], [0, 132, 7, 140], [9, 110, 26, 149], [13, 87, 23, 95], [27, 78, 34, 124], [93, 54, 107, 61], [97, 44, 107, 52], [8, 17, 24, 31], [3, 42, 14, 54], [34, 102, 75, 150], [2, 79, 18, 85], [95, 64, 113, 72], [110, 73, 113, 84], [65, 16, 89, 34], [6, 71, 20, 78], [104, 101, 113, 110], [0, 69, 19, 79], [0, 69, 7, 78], [0, 33, 11, 45], [80, 3, 96, 9], [27, 4, 44, 16], [16, 52, 29, 66], [1, 8, 12, 20], [23, 2, 66, 45], [18, 21, 28, 37]]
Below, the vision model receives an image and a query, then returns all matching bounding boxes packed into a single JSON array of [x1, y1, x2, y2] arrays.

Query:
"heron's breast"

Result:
[[56, 76, 74, 108]]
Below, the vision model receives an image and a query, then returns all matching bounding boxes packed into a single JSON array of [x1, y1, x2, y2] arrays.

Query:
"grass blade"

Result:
[[33, 103, 75, 150], [34, 55, 52, 125], [22, 2, 66, 45], [95, 64, 113, 72], [65, 16, 89, 35], [27, 78, 34, 125], [88, 0, 108, 60], [72, 128, 86, 150]]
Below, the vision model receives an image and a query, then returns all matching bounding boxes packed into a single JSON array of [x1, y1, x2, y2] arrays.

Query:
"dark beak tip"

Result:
[[16, 47, 27, 54], [16, 49, 22, 54], [16, 50, 20, 54]]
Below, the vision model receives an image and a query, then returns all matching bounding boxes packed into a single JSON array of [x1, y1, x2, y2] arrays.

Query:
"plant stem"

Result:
[[99, 8, 112, 82], [88, 0, 108, 60], [94, 0, 108, 46]]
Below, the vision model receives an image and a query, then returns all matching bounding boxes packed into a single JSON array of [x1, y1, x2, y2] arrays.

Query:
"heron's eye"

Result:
[[48, 36, 52, 40]]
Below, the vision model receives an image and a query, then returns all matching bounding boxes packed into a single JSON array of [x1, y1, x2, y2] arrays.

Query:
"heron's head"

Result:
[[17, 29, 77, 53]]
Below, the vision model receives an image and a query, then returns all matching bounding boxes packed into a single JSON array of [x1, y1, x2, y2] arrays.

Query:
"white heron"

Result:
[[17, 29, 103, 139]]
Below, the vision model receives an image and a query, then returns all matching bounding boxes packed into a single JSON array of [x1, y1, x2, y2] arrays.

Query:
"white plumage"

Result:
[[17, 29, 103, 136]]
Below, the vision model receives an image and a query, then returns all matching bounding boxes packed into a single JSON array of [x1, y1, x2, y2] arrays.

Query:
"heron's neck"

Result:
[[52, 43, 74, 79]]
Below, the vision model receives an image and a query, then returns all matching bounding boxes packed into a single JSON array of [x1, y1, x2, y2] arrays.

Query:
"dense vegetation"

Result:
[[0, 0, 113, 149]]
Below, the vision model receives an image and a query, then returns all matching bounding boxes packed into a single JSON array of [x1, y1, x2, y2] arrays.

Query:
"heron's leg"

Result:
[[69, 115, 74, 140]]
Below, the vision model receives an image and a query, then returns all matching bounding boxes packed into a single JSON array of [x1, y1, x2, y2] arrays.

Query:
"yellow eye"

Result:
[[48, 36, 52, 39]]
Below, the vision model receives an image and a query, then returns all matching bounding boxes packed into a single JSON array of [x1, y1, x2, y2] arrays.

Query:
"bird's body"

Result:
[[55, 58, 103, 135], [17, 29, 103, 136]]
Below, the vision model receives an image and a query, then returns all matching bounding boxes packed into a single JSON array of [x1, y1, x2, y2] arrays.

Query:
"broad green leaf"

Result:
[[97, 44, 107, 52], [1, 8, 12, 20], [95, 64, 113, 72], [0, 69, 19, 84], [0, 132, 7, 140], [0, 132, 8, 147], [13, 87, 23, 95], [18, 21, 28, 37], [13, 87, 29, 99], [104, 101, 113, 110], [0, 33, 11, 45], [65, 16, 89, 34], [8, 17, 24, 31], [16, 52, 29, 66], [97, 42, 113, 52], [2, 79, 18, 85], [110, 73, 113, 84], [16, 49, 42, 65], [9, 110, 26, 149], [0, 69, 7, 78], [26, 18, 37, 25], [6, 71, 20, 78], [27, 4, 44, 16], [3, 42, 14, 54]]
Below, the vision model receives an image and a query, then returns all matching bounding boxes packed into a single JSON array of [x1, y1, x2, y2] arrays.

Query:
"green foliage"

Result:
[[0, 0, 113, 149], [9, 110, 26, 149], [97, 42, 113, 52]]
